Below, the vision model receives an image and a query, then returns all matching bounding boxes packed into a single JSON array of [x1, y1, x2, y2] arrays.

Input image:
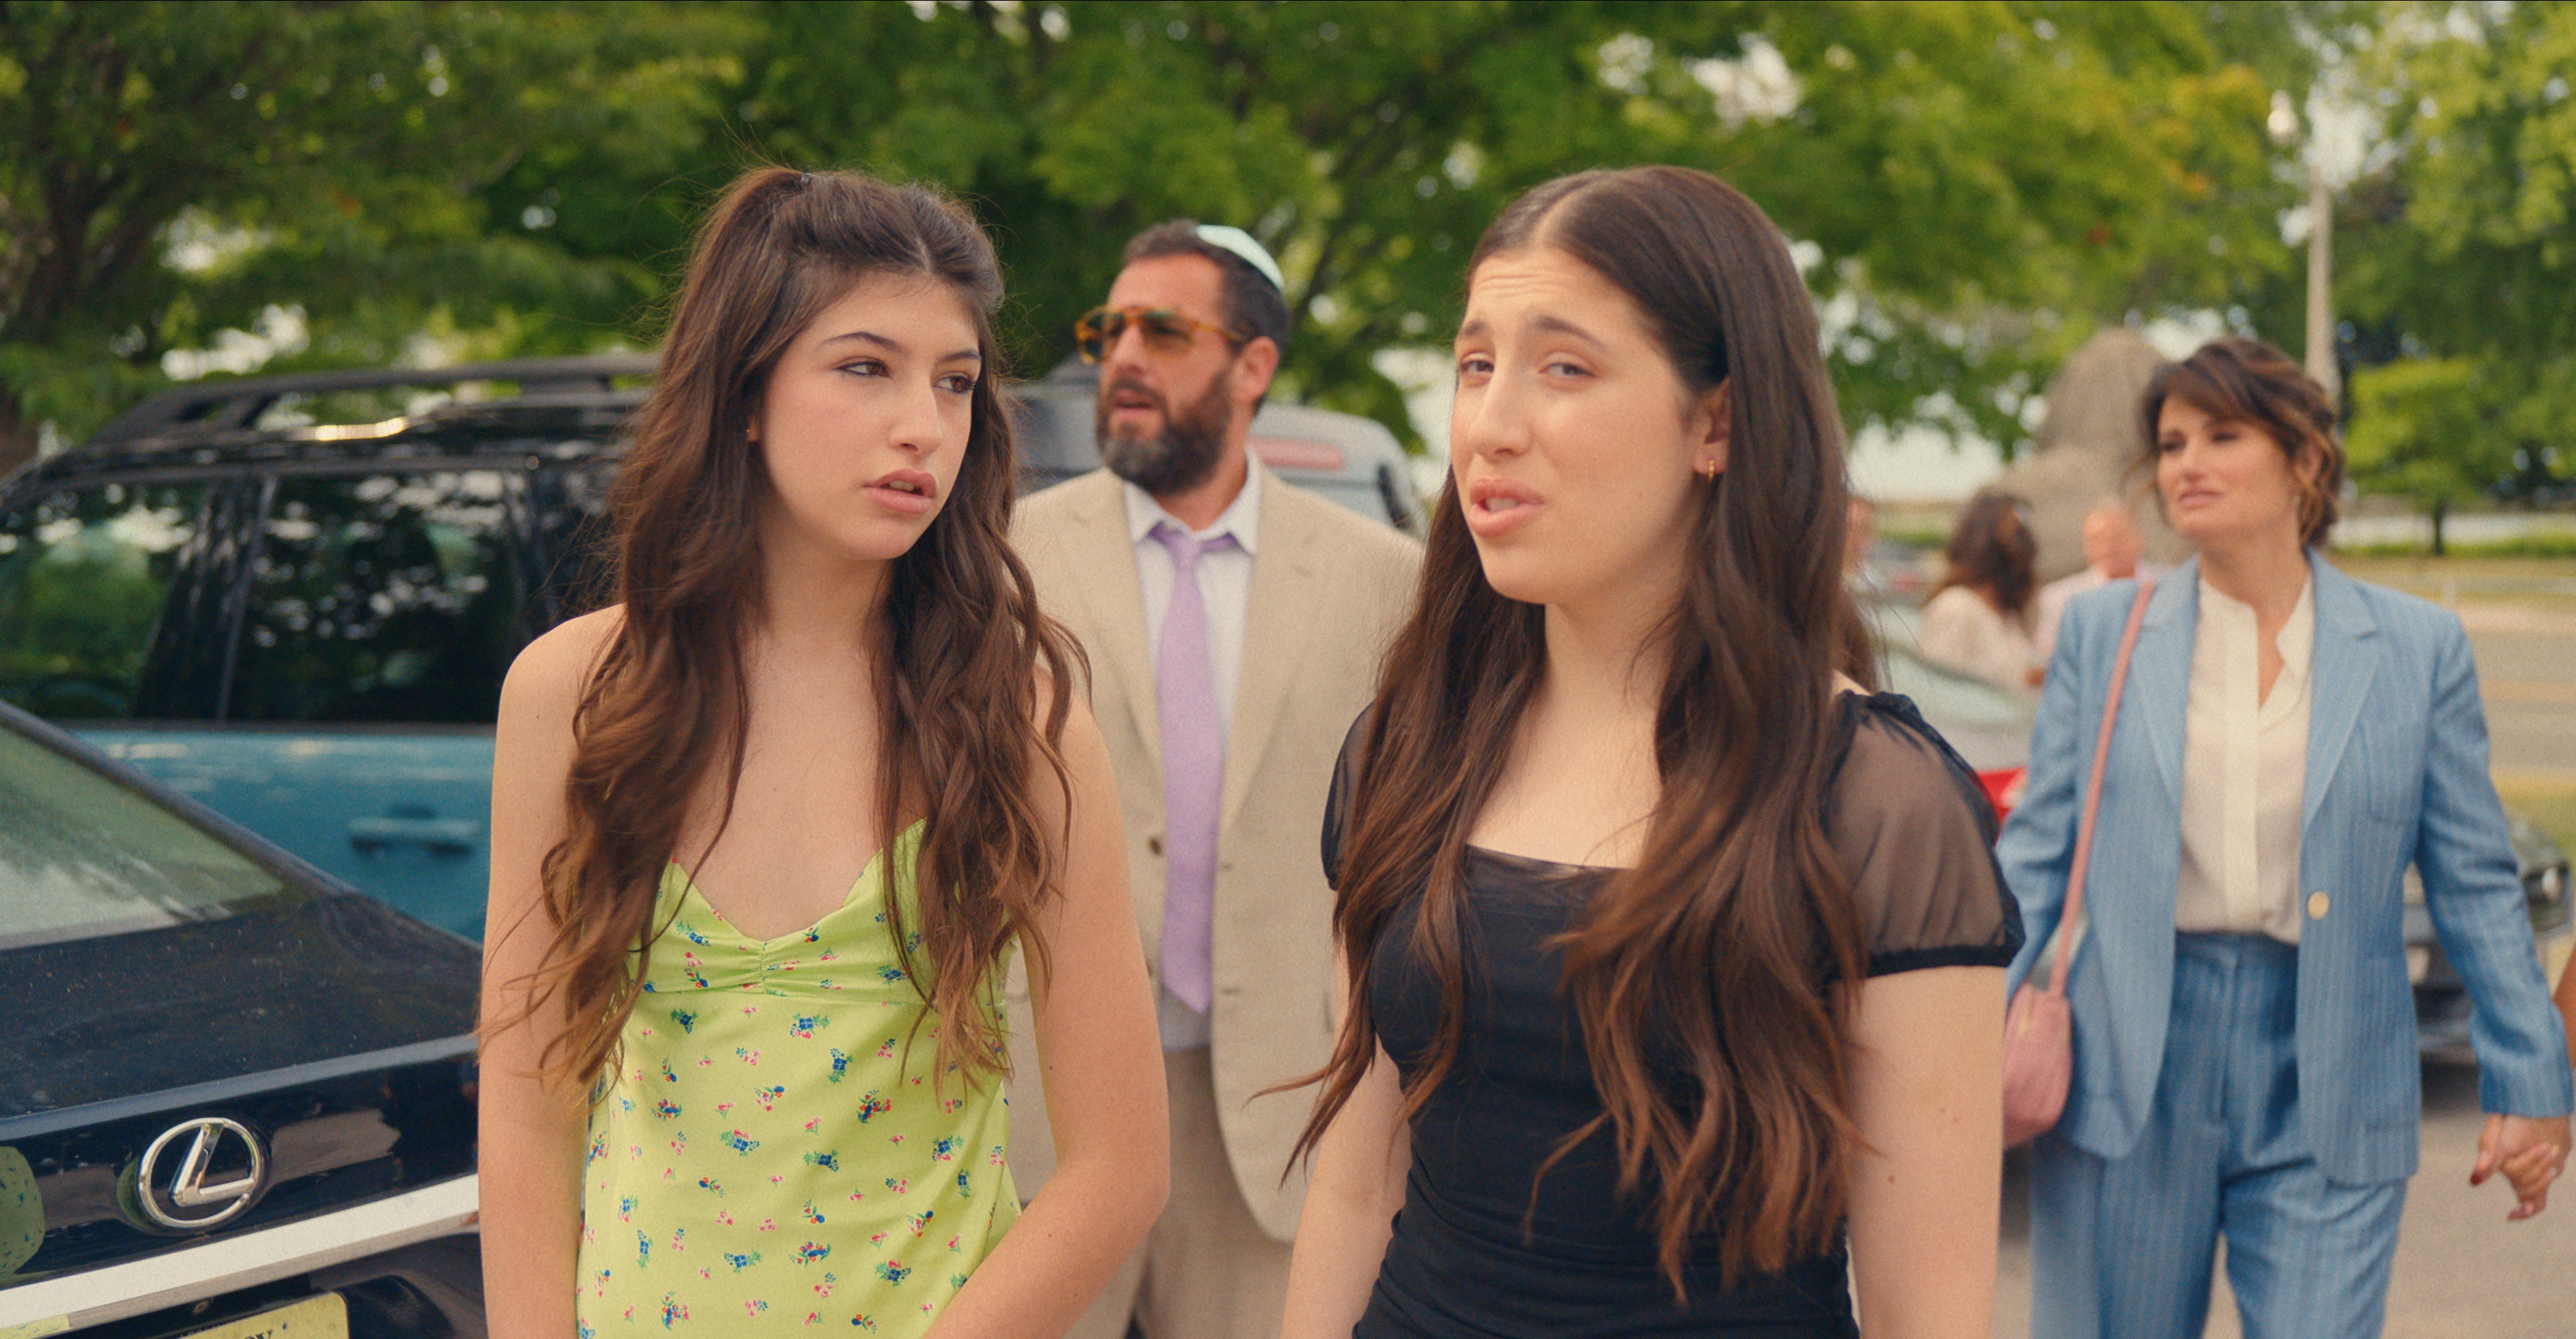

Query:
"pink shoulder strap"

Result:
[[2047, 576, 2157, 998]]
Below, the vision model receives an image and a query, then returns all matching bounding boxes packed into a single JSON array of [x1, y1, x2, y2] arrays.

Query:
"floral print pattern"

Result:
[[577, 821, 1017, 1331]]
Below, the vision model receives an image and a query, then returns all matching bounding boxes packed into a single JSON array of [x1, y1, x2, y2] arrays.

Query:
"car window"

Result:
[[0, 727, 289, 949], [0, 482, 208, 720], [1282, 474, 1402, 529], [228, 471, 528, 725], [526, 465, 616, 626]]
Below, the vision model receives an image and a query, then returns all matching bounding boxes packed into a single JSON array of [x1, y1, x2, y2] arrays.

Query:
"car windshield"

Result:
[[0, 725, 288, 950]]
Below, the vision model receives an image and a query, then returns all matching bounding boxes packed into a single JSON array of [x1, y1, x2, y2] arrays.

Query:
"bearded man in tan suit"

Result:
[[1007, 221, 1421, 1339]]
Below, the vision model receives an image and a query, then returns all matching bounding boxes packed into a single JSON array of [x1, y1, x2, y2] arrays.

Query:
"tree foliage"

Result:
[[0, 0, 737, 463], [3, 1, 2310, 472], [2347, 356, 2515, 552], [2332, 1, 2576, 509]]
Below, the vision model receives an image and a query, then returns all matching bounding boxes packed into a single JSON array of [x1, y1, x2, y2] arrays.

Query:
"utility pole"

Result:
[[2305, 150, 2337, 400], [2271, 90, 2337, 399]]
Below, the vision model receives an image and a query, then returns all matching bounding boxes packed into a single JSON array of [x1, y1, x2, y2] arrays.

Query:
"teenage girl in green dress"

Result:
[[478, 168, 1168, 1335]]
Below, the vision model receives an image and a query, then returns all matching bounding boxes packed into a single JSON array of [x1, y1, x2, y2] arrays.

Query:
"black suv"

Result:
[[0, 355, 1421, 942]]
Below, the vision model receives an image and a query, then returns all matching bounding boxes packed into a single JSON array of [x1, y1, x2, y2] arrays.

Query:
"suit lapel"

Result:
[[2302, 555, 2378, 828], [1220, 465, 1326, 838], [1058, 472, 1160, 767], [2127, 560, 2197, 806]]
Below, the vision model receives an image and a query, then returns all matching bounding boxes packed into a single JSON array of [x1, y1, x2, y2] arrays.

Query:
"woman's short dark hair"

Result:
[[1933, 492, 2039, 619], [2139, 337, 2345, 549]]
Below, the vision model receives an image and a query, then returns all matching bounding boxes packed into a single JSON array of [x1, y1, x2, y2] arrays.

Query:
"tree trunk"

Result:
[[2429, 498, 2448, 557], [0, 382, 35, 478]]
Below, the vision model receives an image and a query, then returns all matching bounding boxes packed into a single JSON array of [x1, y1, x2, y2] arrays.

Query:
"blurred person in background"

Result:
[[478, 167, 1165, 1337], [2000, 338, 2572, 1339], [2034, 501, 2152, 662], [1844, 494, 1879, 578], [1920, 492, 2043, 692], [1844, 493, 1905, 654], [1008, 219, 1422, 1339], [1281, 165, 2015, 1339]]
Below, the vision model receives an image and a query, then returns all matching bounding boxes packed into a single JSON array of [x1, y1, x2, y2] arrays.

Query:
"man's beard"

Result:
[[1095, 371, 1233, 496]]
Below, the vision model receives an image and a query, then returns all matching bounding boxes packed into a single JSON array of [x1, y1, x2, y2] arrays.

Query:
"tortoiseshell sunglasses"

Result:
[[1074, 305, 1250, 363]]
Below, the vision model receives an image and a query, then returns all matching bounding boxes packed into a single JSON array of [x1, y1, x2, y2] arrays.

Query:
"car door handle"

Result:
[[347, 815, 481, 857]]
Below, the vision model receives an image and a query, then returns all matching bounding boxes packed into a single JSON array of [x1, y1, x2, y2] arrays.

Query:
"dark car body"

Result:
[[0, 702, 480, 1336], [0, 356, 1420, 946], [0, 358, 649, 941]]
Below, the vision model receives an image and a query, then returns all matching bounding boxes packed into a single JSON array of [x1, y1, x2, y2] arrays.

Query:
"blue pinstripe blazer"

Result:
[[1998, 554, 2574, 1183]]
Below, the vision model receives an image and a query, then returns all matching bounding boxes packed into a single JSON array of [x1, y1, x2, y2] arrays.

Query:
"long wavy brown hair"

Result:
[[487, 167, 1080, 1094], [1289, 167, 1877, 1294], [1929, 491, 2040, 620]]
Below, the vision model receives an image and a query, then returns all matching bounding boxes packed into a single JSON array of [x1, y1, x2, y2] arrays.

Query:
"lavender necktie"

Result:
[[1151, 522, 1234, 1015]]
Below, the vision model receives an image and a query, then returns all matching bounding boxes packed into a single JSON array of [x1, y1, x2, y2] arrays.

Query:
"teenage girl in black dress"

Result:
[[1278, 167, 2021, 1338]]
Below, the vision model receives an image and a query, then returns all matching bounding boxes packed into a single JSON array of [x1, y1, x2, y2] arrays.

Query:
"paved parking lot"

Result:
[[1993, 1061, 2576, 1338], [2464, 607, 2576, 783]]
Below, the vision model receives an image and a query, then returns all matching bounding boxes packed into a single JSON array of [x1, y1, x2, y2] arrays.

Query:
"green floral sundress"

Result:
[[576, 821, 1018, 1332]]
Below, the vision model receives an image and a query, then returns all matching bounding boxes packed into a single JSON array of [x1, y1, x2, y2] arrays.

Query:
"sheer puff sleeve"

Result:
[[1826, 693, 2026, 977], [1320, 708, 1370, 891]]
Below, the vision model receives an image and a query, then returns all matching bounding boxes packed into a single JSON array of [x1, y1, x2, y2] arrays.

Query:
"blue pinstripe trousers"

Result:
[[2029, 934, 2409, 1339]]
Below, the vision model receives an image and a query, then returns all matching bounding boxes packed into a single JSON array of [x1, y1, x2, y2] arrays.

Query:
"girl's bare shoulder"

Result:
[[502, 606, 627, 724]]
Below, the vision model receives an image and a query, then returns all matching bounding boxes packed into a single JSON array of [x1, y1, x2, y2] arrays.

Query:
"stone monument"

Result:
[[1992, 327, 2191, 581]]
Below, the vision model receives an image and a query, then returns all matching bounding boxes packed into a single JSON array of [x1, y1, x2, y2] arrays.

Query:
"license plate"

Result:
[[184, 1295, 347, 1339]]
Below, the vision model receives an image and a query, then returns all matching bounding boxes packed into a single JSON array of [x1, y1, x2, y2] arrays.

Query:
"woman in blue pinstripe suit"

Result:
[[1997, 338, 2572, 1339]]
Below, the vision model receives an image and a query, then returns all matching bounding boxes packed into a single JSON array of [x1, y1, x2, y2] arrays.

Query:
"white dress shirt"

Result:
[[1123, 465, 1260, 1048], [2174, 576, 2315, 944]]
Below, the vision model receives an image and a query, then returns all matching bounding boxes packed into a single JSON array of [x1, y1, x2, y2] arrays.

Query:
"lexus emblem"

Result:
[[134, 1117, 267, 1231]]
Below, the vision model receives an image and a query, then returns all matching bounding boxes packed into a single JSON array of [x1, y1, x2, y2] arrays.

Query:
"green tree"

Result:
[[694, 1, 2292, 451], [5, 1, 2307, 470], [2345, 355, 2530, 554], [0, 0, 740, 471], [2343, 0, 2576, 362], [2331, 1, 2576, 514]]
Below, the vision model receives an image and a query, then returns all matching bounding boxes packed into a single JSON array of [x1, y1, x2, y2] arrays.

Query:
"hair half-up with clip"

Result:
[[480, 167, 1082, 1097]]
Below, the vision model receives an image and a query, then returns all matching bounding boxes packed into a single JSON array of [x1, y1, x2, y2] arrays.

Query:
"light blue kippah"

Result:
[[1193, 225, 1285, 293]]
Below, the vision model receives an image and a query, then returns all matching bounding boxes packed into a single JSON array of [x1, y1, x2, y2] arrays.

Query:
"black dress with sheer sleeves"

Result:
[[1324, 692, 2023, 1338]]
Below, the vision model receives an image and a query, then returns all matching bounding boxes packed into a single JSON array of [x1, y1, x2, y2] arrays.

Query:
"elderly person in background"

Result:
[[2034, 501, 2150, 661], [1918, 491, 2042, 693]]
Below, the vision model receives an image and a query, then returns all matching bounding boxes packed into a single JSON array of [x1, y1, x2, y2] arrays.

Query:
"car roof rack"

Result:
[[90, 353, 661, 449]]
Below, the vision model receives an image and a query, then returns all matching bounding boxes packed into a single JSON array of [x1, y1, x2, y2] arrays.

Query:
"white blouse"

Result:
[[1918, 586, 2040, 695], [2174, 576, 2315, 943]]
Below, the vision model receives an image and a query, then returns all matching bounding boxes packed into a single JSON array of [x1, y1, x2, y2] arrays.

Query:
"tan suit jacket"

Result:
[[1004, 465, 1422, 1241]]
